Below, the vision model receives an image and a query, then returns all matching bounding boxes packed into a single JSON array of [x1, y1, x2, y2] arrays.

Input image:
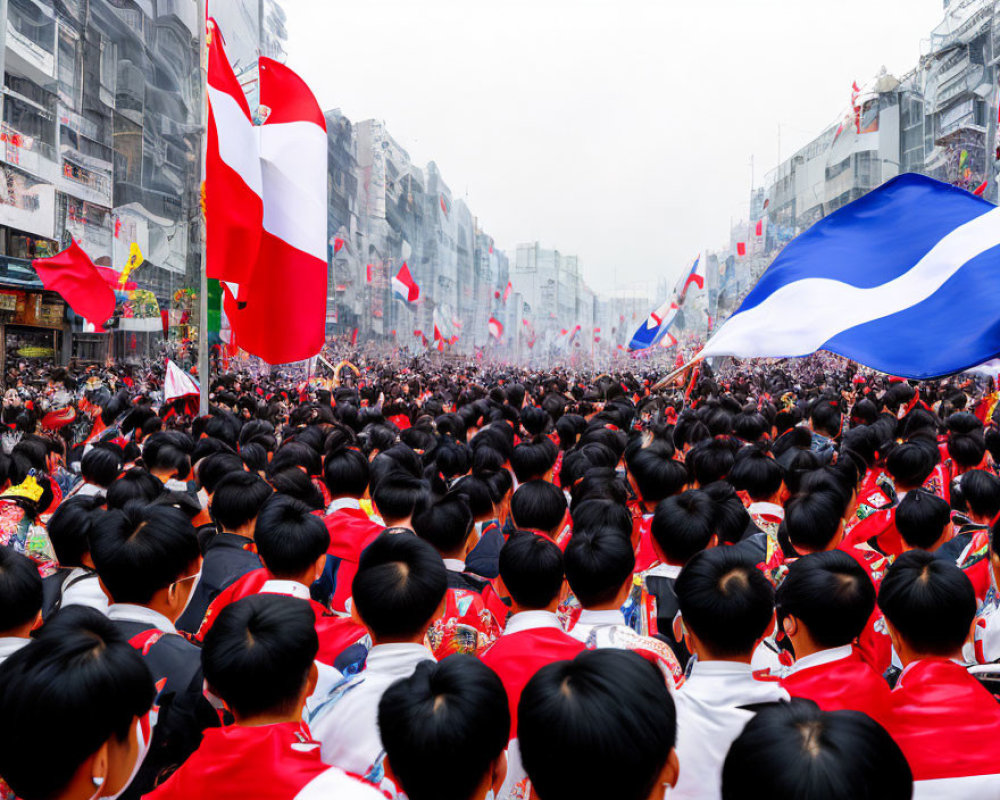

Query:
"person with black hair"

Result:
[[626, 489, 717, 669], [42, 494, 107, 617], [625, 448, 689, 571], [0, 605, 155, 800], [0, 546, 41, 664], [729, 446, 785, 537], [670, 547, 788, 800], [686, 438, 737, 486], [147, 595, 381, 800], [721, 700, 912, 800], [175, 470, 273, 633], [106, 467, 164, 510], [307, 533, 446, 777], [509, 437, 558, 484], [322, 440, 385, 613], [809, 400, 841, 463], [377, 656, 510, 800], [371, 471, 429, 533], [413, 495, 502, 658], [89, 503, 218, 798], [480, 533, 583, 738], [878, 551, 1000, 796], [776, 551, 890, 726], [69, 444, 123, 498], [462, 469, 515, 580], [197, 495, 369, 675], [946, 470, 1000, 598], [967, 518, 1000, 664], [564, 528, 683, 687], [142, 431, 193, 491], [517, 649, 679, 800], [895, 489, 954, 553], [509, 479, 569, 546]]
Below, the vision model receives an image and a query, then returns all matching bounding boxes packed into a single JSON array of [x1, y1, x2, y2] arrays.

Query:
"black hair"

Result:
[[378, 656, 510, 800], [198, 452, 246, 494], [565, 527, 635, 608], [142, 431, 193, 480], [413, 495, 475, 556], [239, 442, 269, 474], [105, 467, 163, 510], [651, 489, 715, 564], [0, 546, 41, 631], [734, 412, 768, 443], [675, 546, 774, 658], [0, 606, 154, 800], [958, 469, 1000, 520], [687, 438, 736, 485], [269, 441, 322, 478], [730, 446, 783, 501], [810, 401, 842, 437], [510, 479, 567, 533], [254, 494, 330, 578], [352, 532, 447, 639], [885, 440, 935, 491], [202, 594, 318, 719], [570, 498, 633, 538], [510, 439, 558, 483], [784, 490, 845, 553], [448, 476, 494, 519], [89, 503, 200, 604], [80, 445, 123, 488], [895, 490, 951, 550], [519, 649, 676, 800], [372, 472, 431, 522], [46, 494, 102, 567], [947, 412, 986, 469], [702, 481, 755, 545], [211, 470, 274, 530], [323, 440, 370, 498], [776, 551, 875, 649], [627, 450, 688, 504], [878, 550, 977, 657], [721, 700, 912, 800], [268, 467, 325, 510], [499, 532, 565, 609]]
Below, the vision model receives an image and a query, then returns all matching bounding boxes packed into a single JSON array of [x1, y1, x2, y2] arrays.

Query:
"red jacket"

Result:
[[325, 507, 384, 613], [780, 646, 891, 727]]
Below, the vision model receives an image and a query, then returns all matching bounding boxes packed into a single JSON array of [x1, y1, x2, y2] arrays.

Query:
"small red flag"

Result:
[[366, 264, 373, 282], [334, 237, 345, 254], [350, 327, 358, 346], [737, 242, 747, 256], [974, 180, 988, 196], [503, 280, 512, 302], [755, 219, 763, 236], [33, 239, 115, 328]]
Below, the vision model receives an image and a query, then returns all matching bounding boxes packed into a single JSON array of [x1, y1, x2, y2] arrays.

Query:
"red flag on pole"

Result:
[[334, 237, 345, 254], [974, 180, 988, 196], [736, 242, 747, 256], [350, 327, 358, 346], [755, 219, 763, 236], [32, 240, 115, 329], [503, 280, 512, 302]]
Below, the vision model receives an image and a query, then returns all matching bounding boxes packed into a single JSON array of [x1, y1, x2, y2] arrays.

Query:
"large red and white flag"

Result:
[[206, 18, 262, 300], [224, 57, 328, 364]]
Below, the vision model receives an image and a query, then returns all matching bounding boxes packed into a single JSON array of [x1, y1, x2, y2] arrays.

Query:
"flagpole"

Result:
[[197, 0, 210, 417], [652, 356, 703, 392]]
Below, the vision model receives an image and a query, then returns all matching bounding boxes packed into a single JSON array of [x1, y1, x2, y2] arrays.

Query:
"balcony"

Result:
[[6, 0, 56, 80]]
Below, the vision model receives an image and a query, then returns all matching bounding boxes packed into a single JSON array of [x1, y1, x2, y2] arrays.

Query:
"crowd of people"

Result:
[[0, 352, 998, 800]]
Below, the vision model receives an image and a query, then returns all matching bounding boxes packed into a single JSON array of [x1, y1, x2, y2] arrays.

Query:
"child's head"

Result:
[[254, 494, 330, 584], [413, 495, 475, 560], [499, 533, 565, 613], [895, 490, 952, 552]]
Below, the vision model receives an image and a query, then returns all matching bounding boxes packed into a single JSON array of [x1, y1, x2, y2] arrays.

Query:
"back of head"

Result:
[[46, 494, 102, 567], [722, 701, 912, 800], [958, 469, 1000, 520], [89, 503, 200, 604], [784, 490, 845, 553], [106, 467, 163, 510], [885, 440, 935, 491], [570, 498, 633, 538], [519, 649, 676, 800], [254, 494, 330, 578], [810, 401, 842, 437], [510, 438, 558, 483], [627, 450, 688, 504], [687, 437, 736, 485], [372, 472, 431, 523], [701, 481, 754, 545], [499, 533, 565, 610], [269, 467, 325, 510], [895, 490, 951, 550], [0, 546, 41, 632], [776, 551, 875, 649], [352, 532, 447, 640], [510, 479, 567, 534], [651, 489, 715, 565], [729, 447, 783, 501], [413, 495, 474, 557], [676, 546, 774, 658], [202, 594, 318, 720], [564, 527, 634, 608], [81, 445, 123, 488], [142, 431, 192, 480], [323, 439, 370, 498], [197, 451, 246, 494], [878, 550, 976, 657], [211, 470, 274, 531], [0, 606, 153, 800], [378, 656, 510, 800]]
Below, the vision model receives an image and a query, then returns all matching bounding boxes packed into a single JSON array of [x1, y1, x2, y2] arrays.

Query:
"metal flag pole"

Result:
[[652, 356, 703, 392], [197, 0, 210, 416]]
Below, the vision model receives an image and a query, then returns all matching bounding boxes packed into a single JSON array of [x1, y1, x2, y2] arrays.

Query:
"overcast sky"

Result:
[[283, 0, 945, 297]]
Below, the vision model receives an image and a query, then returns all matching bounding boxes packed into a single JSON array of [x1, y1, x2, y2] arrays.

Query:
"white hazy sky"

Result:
[[283, 0, 945, 297]]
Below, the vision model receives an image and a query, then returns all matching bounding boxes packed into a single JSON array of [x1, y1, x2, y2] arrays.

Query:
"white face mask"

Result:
[[90, 716, 153, 800]]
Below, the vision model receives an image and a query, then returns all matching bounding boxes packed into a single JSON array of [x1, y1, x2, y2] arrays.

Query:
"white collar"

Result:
[[577, 608, 626, 627], [261, 580, 311, 600], [364, 642, 435, 674], [787, 645, 853, 675], [442, 558, 466, 572], [645, 562, 683, 580], [0, 637, 29, 658], [327, 497, 361, 514], [504, 610, 563, 636], [688, 659, 755, 678], [748, 501, 784, 517], [107, 603, 177, 634]]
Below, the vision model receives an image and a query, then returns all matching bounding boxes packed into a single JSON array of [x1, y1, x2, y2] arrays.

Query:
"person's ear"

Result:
[[491, 751, 508, 795], [305, 661, 319, 698], [312, 554, 327, 584], [781, 615, 797, 639], [90, 741, 110, 794], [655, 748, 680, 797]]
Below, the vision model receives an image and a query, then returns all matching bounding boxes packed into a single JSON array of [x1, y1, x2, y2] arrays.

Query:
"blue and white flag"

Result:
[[699, 174, 1000, 379], [629, 298, 678, 350]]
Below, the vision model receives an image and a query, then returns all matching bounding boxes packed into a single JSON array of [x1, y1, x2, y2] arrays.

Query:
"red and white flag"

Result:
[[392, 263, 420, 303], [488, 317, 504, 339], [206, 18, 262, 301], [224, 57, 328, 364], [164, 359, 200, 403]]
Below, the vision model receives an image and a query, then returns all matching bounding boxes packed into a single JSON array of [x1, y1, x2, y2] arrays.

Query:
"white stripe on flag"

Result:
[[259, 120, 328, 261], [208, 86, 263, 198], [700, 207, 1000, 359]]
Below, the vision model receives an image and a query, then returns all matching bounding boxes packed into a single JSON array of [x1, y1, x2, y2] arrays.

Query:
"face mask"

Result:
[[176, 570, 202, 620], [90, 716, 152, 800]]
